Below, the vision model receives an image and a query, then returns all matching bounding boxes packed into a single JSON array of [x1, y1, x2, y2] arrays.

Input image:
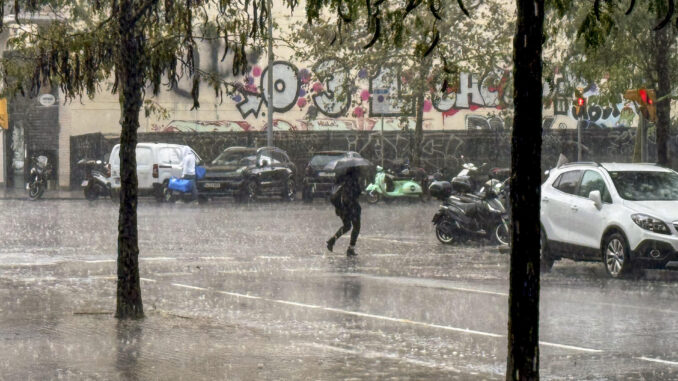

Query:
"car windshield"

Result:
[[310, 154, 345, 168], [211, 150, 255, 166], [609, 170, 678, 201]]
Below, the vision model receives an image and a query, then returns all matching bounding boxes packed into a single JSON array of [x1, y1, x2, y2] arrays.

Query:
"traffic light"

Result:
[[624, 88, 657, 122], [573, 95, 586, 118]]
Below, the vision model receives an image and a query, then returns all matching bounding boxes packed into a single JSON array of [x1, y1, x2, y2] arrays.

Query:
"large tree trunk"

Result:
[[115, 1, 144, 319], [506, 0, 544, 379], [654, 21, 672, 166]]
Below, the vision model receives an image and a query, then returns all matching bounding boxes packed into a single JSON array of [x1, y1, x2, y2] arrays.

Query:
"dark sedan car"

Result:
[[197, 146, 296, 202], [301, 151, 370, 202]]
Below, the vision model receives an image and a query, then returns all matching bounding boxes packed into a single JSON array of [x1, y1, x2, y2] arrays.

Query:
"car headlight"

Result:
[[631, 214, 671, 235]]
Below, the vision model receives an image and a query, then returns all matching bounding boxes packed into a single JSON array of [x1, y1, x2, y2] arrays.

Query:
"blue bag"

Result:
[[196, 165, 206, 180], [168, 177, 193, 193]]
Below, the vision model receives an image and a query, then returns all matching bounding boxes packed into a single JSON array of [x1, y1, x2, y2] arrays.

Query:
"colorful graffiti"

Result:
[[163, 43, 636, 130]]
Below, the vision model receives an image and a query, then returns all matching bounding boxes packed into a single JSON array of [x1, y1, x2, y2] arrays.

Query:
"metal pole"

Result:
[[266, 0, 274, 148], [640, 113, 647, 162], [380, 114, 384, 168], [577, 116, 582, 161]]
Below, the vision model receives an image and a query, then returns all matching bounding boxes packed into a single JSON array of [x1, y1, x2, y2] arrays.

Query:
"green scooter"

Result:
[[365, 166, 425, 204]]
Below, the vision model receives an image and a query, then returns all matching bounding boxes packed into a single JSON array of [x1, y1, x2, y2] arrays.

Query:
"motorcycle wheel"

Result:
[[492, 223, 510, 246], [366, 190, 380, 204], [84, 184, 99, 201], [28, 181, 44, 200], [435, 222, 458, 244]]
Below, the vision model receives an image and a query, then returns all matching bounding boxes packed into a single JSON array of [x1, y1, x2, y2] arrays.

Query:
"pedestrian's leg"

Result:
[[328, 214, 351, 252], [347, 205, 360, 256], [349, 216, 360, 246]]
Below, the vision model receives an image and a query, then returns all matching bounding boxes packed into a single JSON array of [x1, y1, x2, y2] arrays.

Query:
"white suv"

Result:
[[109, 143, 201, 201], [541, 162, 678, 278]]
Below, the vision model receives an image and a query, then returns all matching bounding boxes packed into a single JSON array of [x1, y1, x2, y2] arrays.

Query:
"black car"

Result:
[[197, 146, 297, 202], [301, 151, 370, 202]]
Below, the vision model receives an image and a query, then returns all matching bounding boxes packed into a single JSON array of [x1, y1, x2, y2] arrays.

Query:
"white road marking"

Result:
[[140, 278, 157, 283], [341, 273, 509, 297], [171, 283, 207, 291], [635, 356, 678, 366], [539, 341, 602, 353], [84, 259, 115, 264], [141, 257, 176, 261], [304, 343, 465, 374]]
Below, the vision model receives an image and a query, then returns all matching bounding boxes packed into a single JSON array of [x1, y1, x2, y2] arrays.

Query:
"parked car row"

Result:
[[90, 143, 380, 204]]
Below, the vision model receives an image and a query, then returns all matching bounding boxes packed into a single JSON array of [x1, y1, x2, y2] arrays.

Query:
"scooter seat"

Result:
[[451, 201, 479, 215]]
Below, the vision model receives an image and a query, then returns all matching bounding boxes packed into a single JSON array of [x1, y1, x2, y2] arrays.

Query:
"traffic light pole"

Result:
[[577, 115, 582, 161], [638, 112, 647, 163], [266, 0, 274, 148]]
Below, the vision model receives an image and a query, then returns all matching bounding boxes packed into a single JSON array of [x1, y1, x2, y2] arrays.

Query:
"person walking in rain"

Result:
[[181, 146, 198, 201], [327, 167, 362, 257]]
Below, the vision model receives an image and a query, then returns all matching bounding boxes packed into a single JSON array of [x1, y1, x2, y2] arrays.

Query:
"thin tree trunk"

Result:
[[413, 89, 425, 168], [654, 21, 671, 166], [506, 0, 544, 378], [115, 1, 144, 319], [412, 58, 432, 168]]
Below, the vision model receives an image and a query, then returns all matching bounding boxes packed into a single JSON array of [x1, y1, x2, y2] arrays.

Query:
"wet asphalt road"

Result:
[[2, 198, 678, 380]]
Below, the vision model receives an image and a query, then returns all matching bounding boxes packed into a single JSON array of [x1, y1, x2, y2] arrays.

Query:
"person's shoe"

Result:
[[326, 238, 335, 252], [346, 246, 357, 257]]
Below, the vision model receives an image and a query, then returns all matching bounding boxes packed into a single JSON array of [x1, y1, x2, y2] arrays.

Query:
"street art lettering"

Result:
[[164, 50, 636, 130], [261, 61, 300, 113], [312, 59, 351, 117]]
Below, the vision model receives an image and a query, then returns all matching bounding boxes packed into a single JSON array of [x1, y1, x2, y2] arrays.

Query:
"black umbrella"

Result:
[[325, 157, 372, 176]]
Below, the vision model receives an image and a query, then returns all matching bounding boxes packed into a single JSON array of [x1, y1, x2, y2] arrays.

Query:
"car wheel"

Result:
[[366, 190, 380, 204], [604, 233, 632, 278], [540, 229, 554, 273], [435, 220, 457, 244], [283, 178, 296, 201], [302, 186, 313, 203], [243, 181, 257, 202]]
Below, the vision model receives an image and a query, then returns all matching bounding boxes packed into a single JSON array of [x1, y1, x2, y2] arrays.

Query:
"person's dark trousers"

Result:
[[332, 203, 361, 246], [182, 174, 198, 200]]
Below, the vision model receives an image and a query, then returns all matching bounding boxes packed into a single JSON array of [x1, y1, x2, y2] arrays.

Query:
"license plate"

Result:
[[203, 183, 221, 189], [81, 180, 89, 187], [319, 172, 334, 177]]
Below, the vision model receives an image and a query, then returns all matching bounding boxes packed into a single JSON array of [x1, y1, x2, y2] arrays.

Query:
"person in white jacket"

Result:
[[181, 146, 198, 200]]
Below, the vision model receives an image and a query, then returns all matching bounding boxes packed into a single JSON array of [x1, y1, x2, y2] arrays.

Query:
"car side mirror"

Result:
[[589, 190, 602, 209]]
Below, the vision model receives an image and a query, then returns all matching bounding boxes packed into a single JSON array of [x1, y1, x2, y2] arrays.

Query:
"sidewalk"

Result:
[[0, 188, 85, 200]]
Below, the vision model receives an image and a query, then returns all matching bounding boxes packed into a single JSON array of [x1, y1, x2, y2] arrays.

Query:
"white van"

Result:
[[108, 143, 201, 201]]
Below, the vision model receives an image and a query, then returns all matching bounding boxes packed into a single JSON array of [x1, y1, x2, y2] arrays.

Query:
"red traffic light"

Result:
[[577, 98, 585, 106], [639, 89, 648, 104]]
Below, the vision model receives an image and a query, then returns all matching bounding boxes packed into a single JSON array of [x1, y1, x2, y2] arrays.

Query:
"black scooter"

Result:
[[77, 158, 111, 200], [26, 155, 53, 200], [429, 180, 510, 245]]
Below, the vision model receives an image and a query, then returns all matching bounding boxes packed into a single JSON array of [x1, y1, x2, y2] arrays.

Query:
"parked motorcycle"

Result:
[[429, 180, 510, 245], [77, 158, 111, 200], [26, 155, 53, 200], [365, 165, 425, 204]]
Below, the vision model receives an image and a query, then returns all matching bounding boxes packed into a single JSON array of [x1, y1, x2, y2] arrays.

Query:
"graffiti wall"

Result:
[[146, 49, 639, 132]]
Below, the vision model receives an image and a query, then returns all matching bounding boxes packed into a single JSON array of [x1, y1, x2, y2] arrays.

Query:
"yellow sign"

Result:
[[0, 98, 7, 129]]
